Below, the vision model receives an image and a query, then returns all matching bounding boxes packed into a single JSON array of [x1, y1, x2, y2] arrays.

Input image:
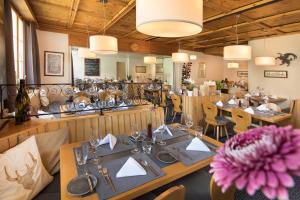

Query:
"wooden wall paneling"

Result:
[[98, 116, 106, 138], [118, 114, 125, 135], [105, 116, 113, 135], [292, 100, 300, 128], [124, 114, 131, 135], [141, 111, 147, 130], [135, 111, 142, 131], [111, 115, 119, 135], [67, 119, 76, 143], [75, 118, 84, 142]]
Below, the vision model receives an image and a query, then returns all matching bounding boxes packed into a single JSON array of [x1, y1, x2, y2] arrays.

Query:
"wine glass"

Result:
[[195, 126, 203, 140], [89, 134, 100, 164], [131, 125, 140, 153], [185, 114, 194, 138]]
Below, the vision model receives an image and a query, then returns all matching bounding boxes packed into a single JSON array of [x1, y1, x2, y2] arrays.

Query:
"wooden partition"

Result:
[[182, 94, 230, 127], [291, 99, 300, 128], [0, 106, 164, 153]]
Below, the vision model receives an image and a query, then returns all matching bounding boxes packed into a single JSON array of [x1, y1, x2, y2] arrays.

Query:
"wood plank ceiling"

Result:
[[27, 0, 300, 56]]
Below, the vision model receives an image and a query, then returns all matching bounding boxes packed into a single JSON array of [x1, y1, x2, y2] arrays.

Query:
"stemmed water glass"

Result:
[[89, 134, 100, 164], [185, 114, 194, 138], [156, 127, 166, 146], [131, 125, 141, 153], [194, 126, 203, 139]]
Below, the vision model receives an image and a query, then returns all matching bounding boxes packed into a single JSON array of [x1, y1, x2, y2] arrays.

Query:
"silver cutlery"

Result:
[[85, 171, 94, 193], [102, 167, 116, 192], [97, 165, 108, 184], [138, 159, 160, 177]]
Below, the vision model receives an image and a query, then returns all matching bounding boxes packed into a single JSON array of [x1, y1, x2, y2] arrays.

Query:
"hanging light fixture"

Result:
[[227, 62, 239, 69], [144, 56, 157, 64], [224, 15, 252, 61], [172, 42, 189, 63], [190, 55, 197, 60], [136, 0, 203, 37], [255, 35, 276, 66], [78, 48, 96, 59], [89, 0, 118, 54]]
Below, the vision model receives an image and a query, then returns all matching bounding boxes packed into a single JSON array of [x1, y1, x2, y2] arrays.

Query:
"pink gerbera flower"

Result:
[[210, 126, 300, 200]]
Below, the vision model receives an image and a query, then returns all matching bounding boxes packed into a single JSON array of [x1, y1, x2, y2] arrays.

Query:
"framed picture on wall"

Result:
[[136, 66, 147, 73], [237, 71, 248, 77], [264, 70, 288, 78], [84, 58, 100, 76], [198, 62, 206, 78], [156, 64, 164, 74], [44, 51, 64, 76]]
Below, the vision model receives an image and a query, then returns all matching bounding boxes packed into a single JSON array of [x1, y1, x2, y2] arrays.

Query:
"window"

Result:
[[12, 8, 25, 81]]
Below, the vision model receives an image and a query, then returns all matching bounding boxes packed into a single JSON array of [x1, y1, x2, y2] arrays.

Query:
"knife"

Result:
[[102, 168, 116, 192], [85, 172, 94, 193]]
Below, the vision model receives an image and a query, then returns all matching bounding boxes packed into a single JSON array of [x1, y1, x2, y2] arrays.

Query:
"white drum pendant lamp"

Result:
[[144, 56, 157, 64], [89, 35, 118, 54], [227, 62, 239, 69], [255, 56, 276, 66], [172, 53, 189, 63], [255, 37, 275, 66], [136, 0, 203, 37], [224, 45, 252, 61], [90, 0, 118, 54], [224, 15, 252, 61], [190, 55, 197, 60], [78, 48, 96, 59]]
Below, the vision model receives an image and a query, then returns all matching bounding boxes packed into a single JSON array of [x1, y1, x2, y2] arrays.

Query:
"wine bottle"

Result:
[[15, 79, 31, 124]]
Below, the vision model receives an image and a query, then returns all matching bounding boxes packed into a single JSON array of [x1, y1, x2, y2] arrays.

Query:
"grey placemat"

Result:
[[75, 153, 165, 200], [253, 109, 283, 118], [78, 135, 135, 159], [141, 125, 189, 141], [164, 139, 216, 166]]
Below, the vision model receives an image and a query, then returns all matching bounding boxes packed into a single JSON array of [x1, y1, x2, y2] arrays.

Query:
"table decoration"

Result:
[[99, 133, 117, 150], [186, 137, 211, 152], [244, 107, 255, 115], [210, 126, 300, 200]]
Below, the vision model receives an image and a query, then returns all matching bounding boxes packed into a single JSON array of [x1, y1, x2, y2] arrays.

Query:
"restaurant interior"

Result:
[[0, 0, 300, 200]]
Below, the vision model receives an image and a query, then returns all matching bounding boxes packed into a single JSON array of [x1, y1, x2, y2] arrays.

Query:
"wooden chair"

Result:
[[203, 102, 229, 141], [231, 108, 252, 134], [161, 91, 168, 122], [210, 177, 235, 200], [171, 94, 182, 123], [154, 185, 185, 200]]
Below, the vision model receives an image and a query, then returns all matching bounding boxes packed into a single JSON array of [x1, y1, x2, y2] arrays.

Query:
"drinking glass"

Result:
[[157, 128, 166, 145], [195, 126, 204, 139], [142, 138, 153, 154], [75, 145, 89, 165], [89, 134, 100, 164], [185, 114, 194, 138], [131, 125, 141, 153]]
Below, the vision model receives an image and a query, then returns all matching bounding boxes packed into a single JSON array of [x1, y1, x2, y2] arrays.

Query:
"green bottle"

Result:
[[15, 79, 31, 124]]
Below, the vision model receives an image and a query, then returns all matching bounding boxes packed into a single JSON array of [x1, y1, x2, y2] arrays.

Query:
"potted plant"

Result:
[[184, 78, 195, 96], [215, 80, 223, 95], [126, 75, 133, 83]]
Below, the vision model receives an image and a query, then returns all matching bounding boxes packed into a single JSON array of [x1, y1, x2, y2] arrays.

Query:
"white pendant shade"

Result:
[[144, 56, 157, 64], [255, 56, 276, 66], [190, 55, 197, 60], [136, 0, 203, 37], [224, 45, 252, 61], [89, 35, 118, 54], [227, 62, 239, 69], [172, 53, 189, 63], [78, 48, 96, 59]]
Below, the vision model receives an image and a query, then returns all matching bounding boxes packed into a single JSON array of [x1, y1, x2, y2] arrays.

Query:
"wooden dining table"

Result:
[[217, 105, 292, 125], [60, 125, 223, 200], [250, 96, 287, 105]]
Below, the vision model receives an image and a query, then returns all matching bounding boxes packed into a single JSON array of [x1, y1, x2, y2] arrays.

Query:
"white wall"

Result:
[[223, 62, 248, 82], [37, 30, 71, 83], [248, 34, 300, 99]]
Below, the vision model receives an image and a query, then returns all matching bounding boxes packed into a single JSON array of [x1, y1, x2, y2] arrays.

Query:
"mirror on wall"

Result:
[[71, 47, 174, 86]]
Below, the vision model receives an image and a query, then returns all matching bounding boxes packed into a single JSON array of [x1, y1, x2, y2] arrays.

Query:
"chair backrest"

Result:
[[203, 101, 218, 124], [210, 177, 235, 200], [161, 91, 167, 107], [171, 94, 182, 113], [231, 108, 251, 134], [267, 103, 281, 112], [289, 100, 296, 114], [154, 185, 185, 200]]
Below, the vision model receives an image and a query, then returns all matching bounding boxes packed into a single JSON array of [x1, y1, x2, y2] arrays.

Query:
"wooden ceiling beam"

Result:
[[98, 0, 135, 33], [67, 0, 80, 28], [122, 29, 137, 37], [144, 0, 281, 41], [166, 9, 300, 44]]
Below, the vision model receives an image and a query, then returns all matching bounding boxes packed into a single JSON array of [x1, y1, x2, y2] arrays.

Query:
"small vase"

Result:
[[187, 91, 193, 96]]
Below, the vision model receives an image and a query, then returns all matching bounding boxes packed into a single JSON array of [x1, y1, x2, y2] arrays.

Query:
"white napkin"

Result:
[[154, 125, 173, 136], [216, 101, 223, 107], [257, 104, 269, 111], [186, 137, 210, 152], [116, 157, 147, 178], [245, 93, 252, 98], [99, 133, 117, 150], [244, 107, 254, 115], [228, 99, 236, 105]]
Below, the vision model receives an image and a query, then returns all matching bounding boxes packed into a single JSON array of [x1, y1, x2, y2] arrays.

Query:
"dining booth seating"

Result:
[[231, 108, 252, 134]]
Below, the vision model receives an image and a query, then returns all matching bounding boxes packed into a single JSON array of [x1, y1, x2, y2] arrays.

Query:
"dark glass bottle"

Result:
[[15, 79, 31, 124], [147, 123, 152, 139]]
